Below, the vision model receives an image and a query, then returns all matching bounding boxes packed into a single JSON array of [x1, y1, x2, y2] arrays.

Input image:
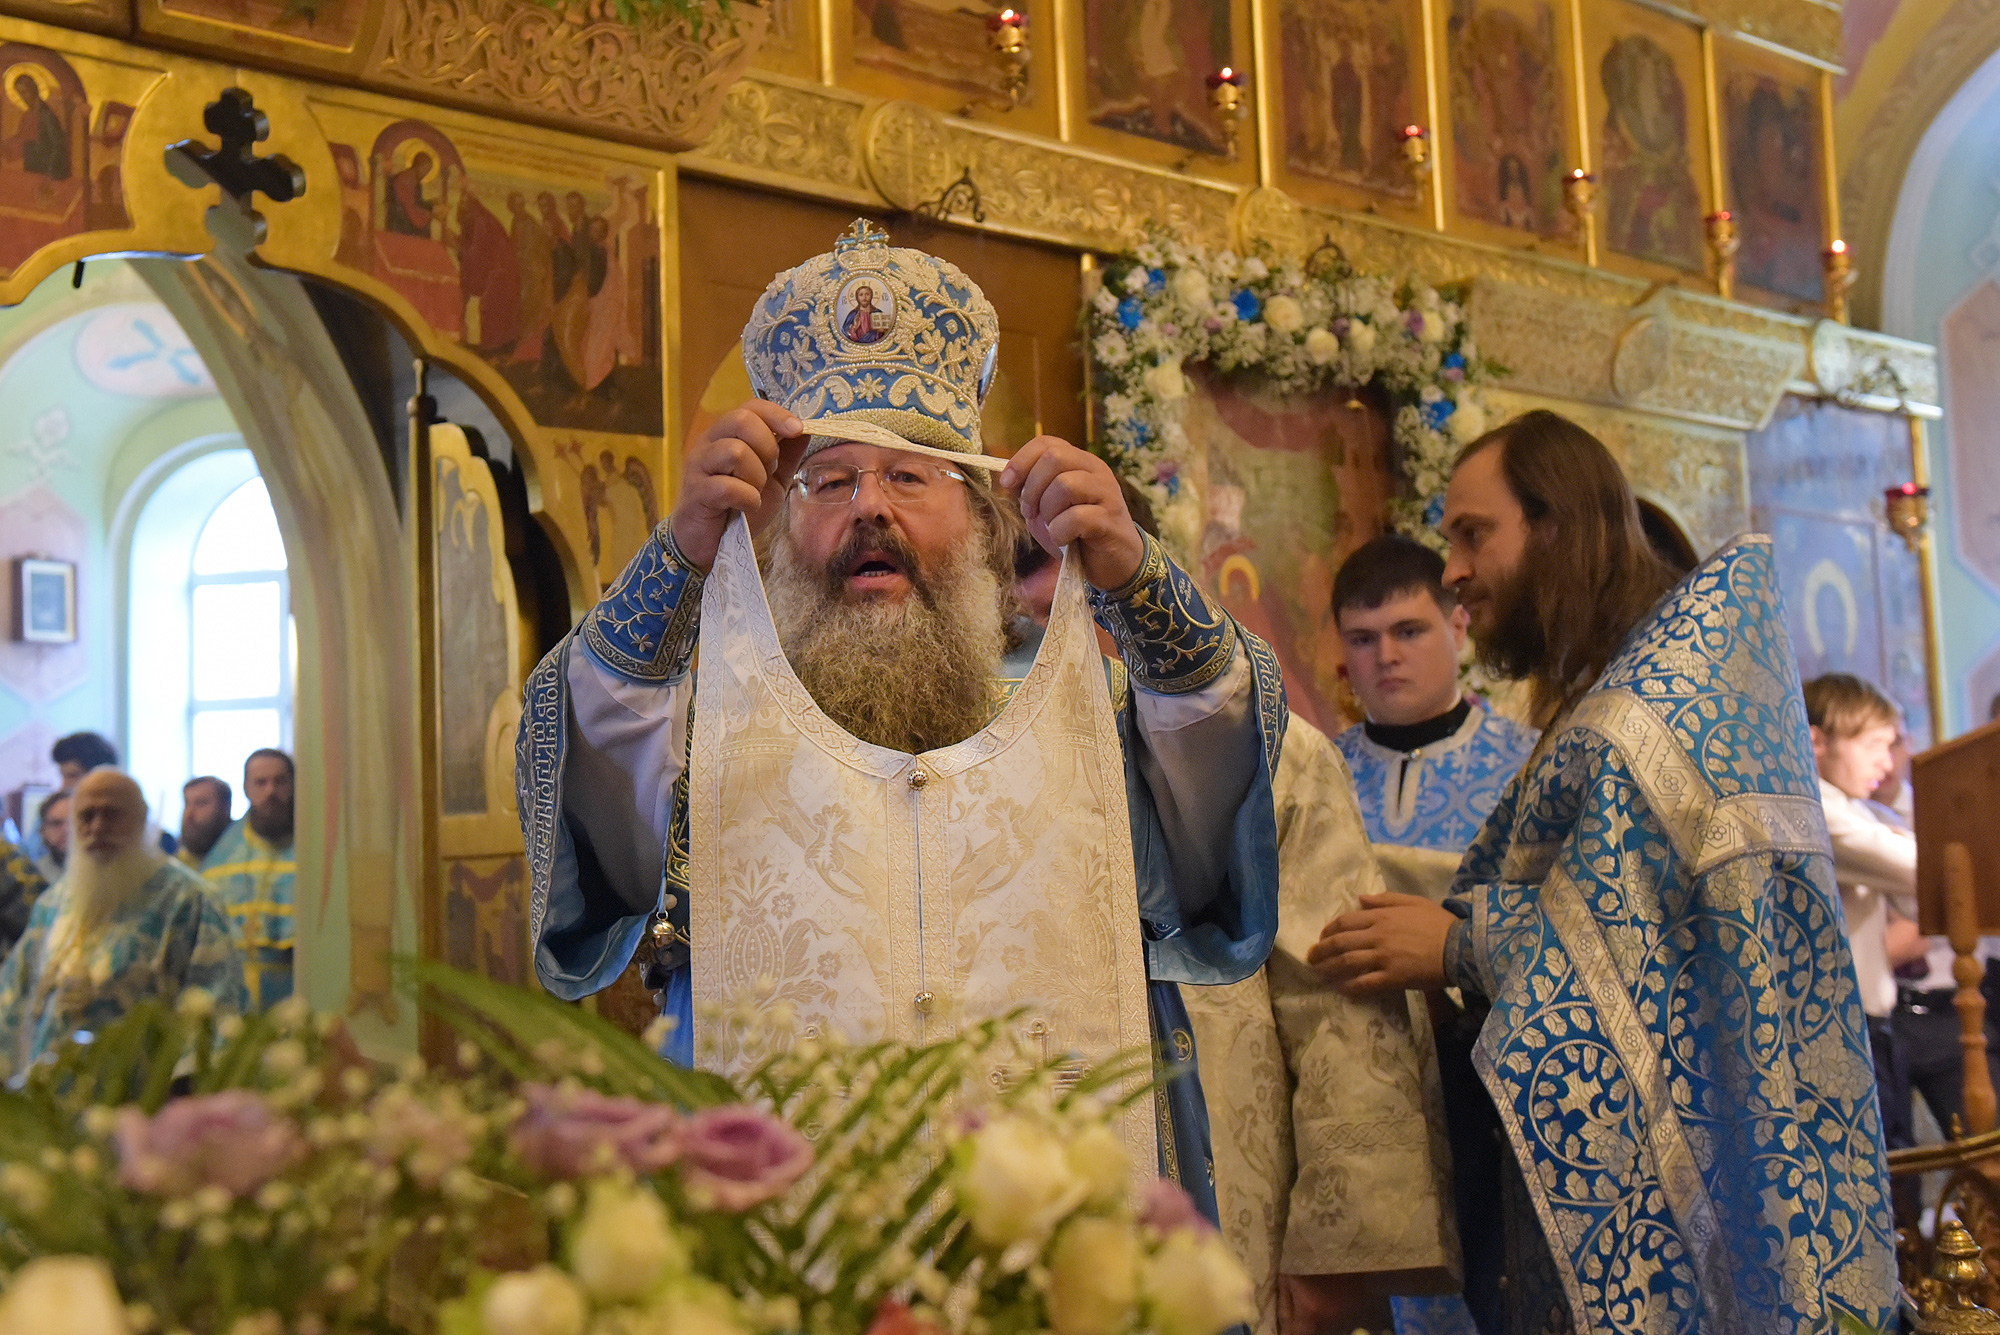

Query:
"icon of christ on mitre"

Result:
[[516, 220, 1285, 1209]]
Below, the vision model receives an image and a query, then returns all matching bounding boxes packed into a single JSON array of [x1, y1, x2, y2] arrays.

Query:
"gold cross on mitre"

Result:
[[835, 218, 891, 252]]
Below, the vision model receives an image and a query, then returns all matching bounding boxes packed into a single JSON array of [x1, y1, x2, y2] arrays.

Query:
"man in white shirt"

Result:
[[1805, 673, 1928, 1211]]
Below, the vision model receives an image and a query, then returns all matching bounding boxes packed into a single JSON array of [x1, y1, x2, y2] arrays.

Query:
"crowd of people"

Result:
[[0, 731, 297, 1074], [0, 225, 1972, 1335]]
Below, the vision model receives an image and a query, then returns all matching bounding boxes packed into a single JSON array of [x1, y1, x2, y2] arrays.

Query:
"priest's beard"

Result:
[[765, 518, 1006, 755], [249, 801, 294, 846], [47, 844, 163, 979], [1469, 554, 1548, 686]]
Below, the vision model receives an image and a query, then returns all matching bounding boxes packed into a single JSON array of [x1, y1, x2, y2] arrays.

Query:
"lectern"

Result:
[[1913, 718, 2000, 1136]]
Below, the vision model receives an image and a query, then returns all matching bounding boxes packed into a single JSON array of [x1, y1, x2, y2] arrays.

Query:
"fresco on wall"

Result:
[[329, 119, 664, 436], [1181, 372, 1393, 735], [1595, 12, 1704, 270], [159, 0, 368, 47], [445, 856, 527, 986], [1084, 0, 1232, 153], [1446, 0, 1565, 237], [1942, 278, 2000, 728], [1746, 396, 1931, 749], [853, 0, 1026, 102], [0, 42, 132, 277], [75, 303, 217, 397], [1721, 53, 1824, 302], [1279, 0, 1418, 198], [554, 439, 661, 586]]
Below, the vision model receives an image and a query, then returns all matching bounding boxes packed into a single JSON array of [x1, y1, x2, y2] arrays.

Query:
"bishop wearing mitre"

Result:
[[516, 221, 1286, 1205]]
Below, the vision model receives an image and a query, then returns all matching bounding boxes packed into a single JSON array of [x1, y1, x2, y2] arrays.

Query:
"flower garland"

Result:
[[1086, 239, 1498, 550]]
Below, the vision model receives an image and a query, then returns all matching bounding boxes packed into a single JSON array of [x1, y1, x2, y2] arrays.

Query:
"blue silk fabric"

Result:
[[1443, 536, 1896, 1335], [1335, 705, 1539, 854]]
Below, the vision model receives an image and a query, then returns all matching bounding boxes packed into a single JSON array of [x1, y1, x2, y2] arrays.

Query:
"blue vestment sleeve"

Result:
[[1119, 628, 1285, 987]]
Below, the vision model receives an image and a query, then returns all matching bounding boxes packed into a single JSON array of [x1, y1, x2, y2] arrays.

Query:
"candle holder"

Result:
[[1705, 210, 1740, 301], [1399, 124, 1431, 186], [1824, 239, 1857, 325], [1205, 68, 1246, 161], [986, 8, 1030, 109], [1564, 169, 1598, 260], [1885, 483, 1930, 554]]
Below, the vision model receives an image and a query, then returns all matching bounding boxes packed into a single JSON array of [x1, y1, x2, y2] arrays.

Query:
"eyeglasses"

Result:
[[794, 459, 968, 506]]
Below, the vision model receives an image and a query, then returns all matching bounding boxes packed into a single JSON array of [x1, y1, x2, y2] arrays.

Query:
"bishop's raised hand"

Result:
[[999, 436, 1147, 593], [669, 399, 809, 571]]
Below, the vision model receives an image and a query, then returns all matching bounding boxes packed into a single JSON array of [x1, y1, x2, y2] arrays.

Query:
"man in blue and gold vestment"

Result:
[[516, 221, 1284, 1216], [1313, 410, 1896, 1335], [201, 749, 297, 1010]]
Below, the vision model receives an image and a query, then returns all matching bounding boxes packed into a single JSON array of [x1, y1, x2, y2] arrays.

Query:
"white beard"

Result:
[[763, 522, 1006, 755], [46, 845, 165, 978]]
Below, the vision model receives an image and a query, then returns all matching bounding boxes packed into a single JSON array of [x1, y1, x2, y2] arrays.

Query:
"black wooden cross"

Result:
[[165, 88, 306, 248]]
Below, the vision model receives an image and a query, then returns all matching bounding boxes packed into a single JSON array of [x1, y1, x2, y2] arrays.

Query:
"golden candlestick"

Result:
[[1705, 210, 1740, 301], [1823, 239, 1857, 325], [1913, 1218, 2000, 1334], [986, 9, 1030, 108], [1886, 483, 1931, 555], [1206, 68, 1245, 161], [1564, 169, 1598, 265], [1398, 124, 1431, 183]]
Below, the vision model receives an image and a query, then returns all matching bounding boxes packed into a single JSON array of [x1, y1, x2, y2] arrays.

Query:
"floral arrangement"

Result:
[[0, 965, 1254, 1335], [1085, 238, 1501, 551]]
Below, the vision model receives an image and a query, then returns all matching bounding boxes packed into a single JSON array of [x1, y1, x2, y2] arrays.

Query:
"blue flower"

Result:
[[1148, 268, 1166, 291], [1423, 495, 1445, 527], [1132, 422, 1153, 445], [1424, 399, 1456, 430], [1117, 296, 1144, 331], [1164, 475, 1181, 498], [1443, 352, 1466, 370], [1231, 289, 1262, 322]]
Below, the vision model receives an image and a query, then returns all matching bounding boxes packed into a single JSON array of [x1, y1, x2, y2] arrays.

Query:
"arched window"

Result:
[[187, 478, 293, 796], [128, 449, 294, 824]]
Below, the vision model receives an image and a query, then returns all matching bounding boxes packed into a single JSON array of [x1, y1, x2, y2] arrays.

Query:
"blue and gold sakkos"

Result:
[[1443, 535, 1896, 1335]]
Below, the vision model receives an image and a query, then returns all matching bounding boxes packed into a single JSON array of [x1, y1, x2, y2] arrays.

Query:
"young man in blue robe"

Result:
[[516, 222, 1284, 1212], [1311, 411, 1896, 1335]]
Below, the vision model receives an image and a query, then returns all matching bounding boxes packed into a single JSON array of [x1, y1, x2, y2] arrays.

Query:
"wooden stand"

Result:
[[1915, 719, 2000, 1138], [1948, 841, 1998, 1136]]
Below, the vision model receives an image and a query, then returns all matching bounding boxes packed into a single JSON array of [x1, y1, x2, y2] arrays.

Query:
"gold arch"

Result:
[[1218, 553, 1262, 602], [1802, 557, 1860, 659]]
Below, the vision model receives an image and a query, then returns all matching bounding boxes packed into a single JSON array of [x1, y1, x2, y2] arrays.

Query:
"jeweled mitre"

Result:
[[741, 219, 1004, 470]]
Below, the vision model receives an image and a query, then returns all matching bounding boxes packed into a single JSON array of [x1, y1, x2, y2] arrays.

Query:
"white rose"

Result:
[[1303, 328, 1339, 365], [1345, 322, 1378, 357], [570, 1181, 686, 1302], [958, 1116, 1086, 1246], [1063, 1123, 1130, 1207], [1263, 295, 1304, 334], [483, 1266, 587, 1335], [1047, 1217, 1140, 1335], [1173, 269, 1212, 310], [1143, 361, 1188, 403], [1418, 314, 1448, 343], [0, 1257, 130, 1335], [1141, 1232, 1256, 1335], [1448, 400, 1488, 444]]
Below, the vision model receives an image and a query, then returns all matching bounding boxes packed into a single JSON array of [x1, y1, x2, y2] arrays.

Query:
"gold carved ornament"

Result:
[[375, 0, 769, 151]]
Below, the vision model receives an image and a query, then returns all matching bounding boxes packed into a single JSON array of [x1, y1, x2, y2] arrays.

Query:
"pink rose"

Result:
[[1137, 1178, 1213, 1237], [115, 1091, 302, 1199], [678, 1106, 812, 1211], [510, 1084, 684, 1181]]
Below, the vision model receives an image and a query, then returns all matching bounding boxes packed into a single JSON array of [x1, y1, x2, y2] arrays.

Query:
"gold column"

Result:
[[1418, 0, 1445, 231], [816, 0, 836, 86], [1911, 414, 1952, 739], [1080, 252, 1098, 445], [1817, 68, 1842, 243], [1248, 0, 1275, 185], [1565, 0, 1595, 266], [1051, 0, 1073, 140], [1700, 28, 1726, 209]]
